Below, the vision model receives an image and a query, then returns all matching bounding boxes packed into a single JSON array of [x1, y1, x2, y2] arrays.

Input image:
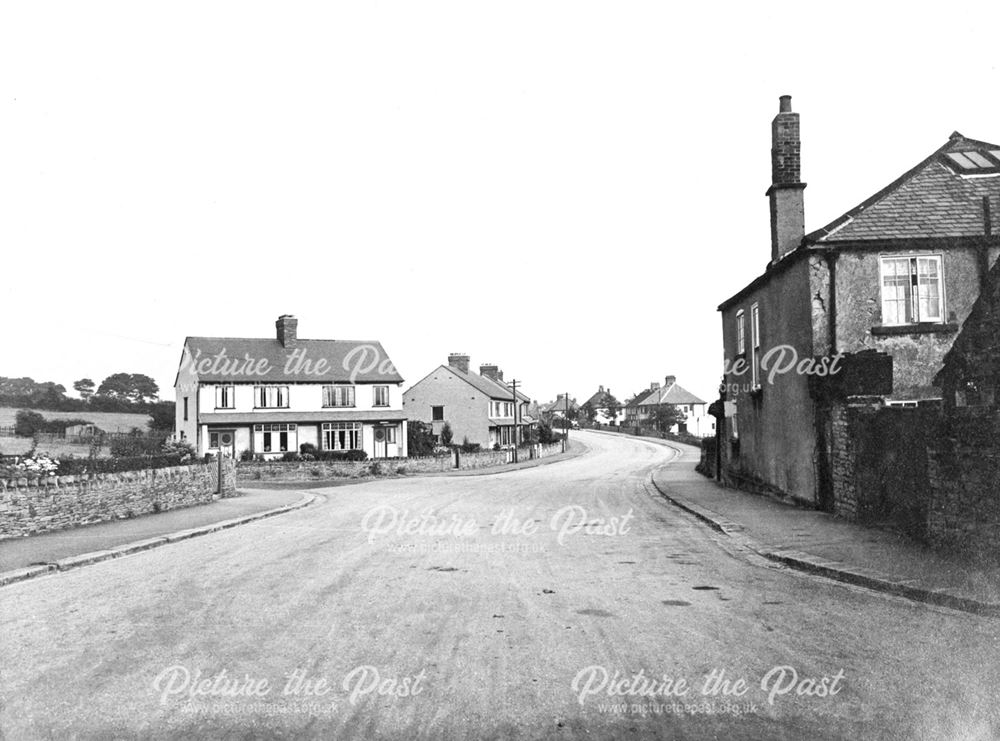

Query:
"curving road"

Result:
[[1, 431, 997, 739]]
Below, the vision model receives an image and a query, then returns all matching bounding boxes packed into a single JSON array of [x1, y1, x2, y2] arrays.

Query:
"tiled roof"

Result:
[[181, 337, 403, 384], [636, 382, 705, 407], [425, 365, 530, 402], [542, 396, 579, 414], [809, 133, 1000, 243]]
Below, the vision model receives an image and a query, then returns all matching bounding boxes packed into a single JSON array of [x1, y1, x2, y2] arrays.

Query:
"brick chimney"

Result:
[[480, 364, 502, 382], [448, 353, 470, 374], [767, 95, 807, 263], [650, 381, 661, 390], [664, 375, 676, 387], [275, 315, 298, 347]]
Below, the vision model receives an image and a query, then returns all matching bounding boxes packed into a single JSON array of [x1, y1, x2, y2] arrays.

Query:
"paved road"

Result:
[[2, 431, 997, 739]]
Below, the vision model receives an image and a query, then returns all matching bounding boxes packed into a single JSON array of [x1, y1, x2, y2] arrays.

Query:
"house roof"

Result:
[[719, 132, 1000, 312], [584, 389, 618, 408], [936, 253, 1000, 385], [636, 381, 705, 407], [179, 337, 403, 384], [412, 364, 530, 402], [809, 133, 1000, 243], [542, 396, 579, 414]]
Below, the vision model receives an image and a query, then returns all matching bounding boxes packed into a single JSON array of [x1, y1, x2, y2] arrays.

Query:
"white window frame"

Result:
[[736, 310, 746, 355], [215, 385, 235, 409], [254, 385, 289, 409], [373, 385, 389, 407], [322, 422, 362, 451], [750, 303, 760, 389], [323, 385, 355, 408], [879, 255, 944, 326]]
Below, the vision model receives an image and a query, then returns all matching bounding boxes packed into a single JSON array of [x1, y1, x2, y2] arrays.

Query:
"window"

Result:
[[385, 425, 397, 444], [210, 432, 219, 448], [183, 397, 189, 421], [255, 386, 289, 408], [431, 406, 444, 421], [216, 385, 235, 409], [736, 310, 746, 355], [373, 386, 389, 407], [323, 385, 355, 407], [323, 422, 362, 450], [750, 303, 760, 388], [253, 423, 296, 453], [880, 256, 943, 325]]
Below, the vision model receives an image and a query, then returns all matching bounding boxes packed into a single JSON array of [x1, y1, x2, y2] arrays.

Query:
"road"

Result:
[[2, 431, 998, 740]]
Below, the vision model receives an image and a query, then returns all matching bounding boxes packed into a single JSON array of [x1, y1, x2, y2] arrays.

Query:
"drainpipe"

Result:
[[980, 196, 993, 288], [824, 250, 838, 354]]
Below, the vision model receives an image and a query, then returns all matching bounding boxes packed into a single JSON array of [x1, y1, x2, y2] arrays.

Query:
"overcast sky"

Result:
[[3, 2, 998, 405]]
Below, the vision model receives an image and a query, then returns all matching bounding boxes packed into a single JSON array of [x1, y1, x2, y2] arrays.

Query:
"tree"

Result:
[[581, 402, 597, 425], [14, 410, 47, 437], [603, 394, 621, 424], [648, 404, 684, 435], [440, 422, 453, 446], [96, 373, 160, 404], [148, 401, 175, 432], [407, 421, 436, 457], [74, 378, 96, 400]]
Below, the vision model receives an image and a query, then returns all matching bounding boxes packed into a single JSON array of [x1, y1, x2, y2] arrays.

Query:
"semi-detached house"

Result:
[[174, 315, 407, 459]]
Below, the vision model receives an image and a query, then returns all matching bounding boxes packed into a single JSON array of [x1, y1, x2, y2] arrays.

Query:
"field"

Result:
[[0, 407, 152, 433]]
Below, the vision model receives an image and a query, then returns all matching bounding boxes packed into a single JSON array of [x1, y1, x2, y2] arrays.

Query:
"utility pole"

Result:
[[510, 379, 520, 463]]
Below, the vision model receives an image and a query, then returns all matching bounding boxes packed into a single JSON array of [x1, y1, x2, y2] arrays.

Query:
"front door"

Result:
[[373, 426, 387, 459], [215, 429, 236, 458]]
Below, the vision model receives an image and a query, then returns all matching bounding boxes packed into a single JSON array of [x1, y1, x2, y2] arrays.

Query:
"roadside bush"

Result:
[[460, 437, 480, 453], [299, 442, 318, 456], [315, 449, 367, 462], [239, 449, 254, 462], [55, 454, 184, 476]]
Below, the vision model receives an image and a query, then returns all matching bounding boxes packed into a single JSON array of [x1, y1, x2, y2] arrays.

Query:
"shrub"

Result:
[[440, 422, 453, 446], [55, 454, 184, 476], [111, 435, 165, 457], [301, 453, 315, 461], [281, 452, 303, 462], [162, 438, 196, 462], [368, 461, 383, 476], [14, 410, 47, 437], [300, 442, 318, 456], [315, 449, 367, 462], [460, 438, 480, 453], [406, 421, 436, 457], [1, 454, 59, 477]]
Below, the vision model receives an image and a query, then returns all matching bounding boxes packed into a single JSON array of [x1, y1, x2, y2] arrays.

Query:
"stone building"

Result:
[[717, 96, 1000, 507]]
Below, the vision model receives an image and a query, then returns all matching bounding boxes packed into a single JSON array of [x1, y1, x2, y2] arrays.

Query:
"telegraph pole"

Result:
[[510, 379, 520, 463]]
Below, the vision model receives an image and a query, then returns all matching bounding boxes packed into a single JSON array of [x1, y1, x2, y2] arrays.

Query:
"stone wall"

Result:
[[927, 412, 1000, 560], [0, 459, 236, 539], [237, 444, 565, 484]]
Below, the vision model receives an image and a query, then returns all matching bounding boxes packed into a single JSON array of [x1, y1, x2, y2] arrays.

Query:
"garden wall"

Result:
[[0, 460, 236, 539], [237, 444, 565, 484]]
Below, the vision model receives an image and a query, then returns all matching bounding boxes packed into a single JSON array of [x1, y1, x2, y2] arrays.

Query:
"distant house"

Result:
[[717, 96, 999, 506], [625, 376, 715, 437], [541, 394, 579, 422], [174, 315, 407, 459], [582, 386, 621, 425], [403, 355, 536, 448]]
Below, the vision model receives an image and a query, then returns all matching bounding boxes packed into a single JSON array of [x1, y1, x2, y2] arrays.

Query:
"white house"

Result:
[[174, 315, 407, 459], [625, 375, 716, 438]]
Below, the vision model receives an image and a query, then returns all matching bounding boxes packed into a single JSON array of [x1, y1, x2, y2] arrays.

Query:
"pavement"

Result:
[[620, 432, 1000, 616], [3, 429, 998, 739], [0, 488, 313, 581]]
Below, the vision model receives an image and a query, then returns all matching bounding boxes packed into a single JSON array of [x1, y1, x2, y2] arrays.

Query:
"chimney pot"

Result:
[[664, 375, 676, 387], [779, 95, 792, 113]]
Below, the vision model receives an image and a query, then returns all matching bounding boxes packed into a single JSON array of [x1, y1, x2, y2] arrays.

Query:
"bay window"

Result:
[[323, 422, 362, 450]]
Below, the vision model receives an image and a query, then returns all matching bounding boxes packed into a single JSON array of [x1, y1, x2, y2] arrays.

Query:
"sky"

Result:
[[3, 1, 999, 405]]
